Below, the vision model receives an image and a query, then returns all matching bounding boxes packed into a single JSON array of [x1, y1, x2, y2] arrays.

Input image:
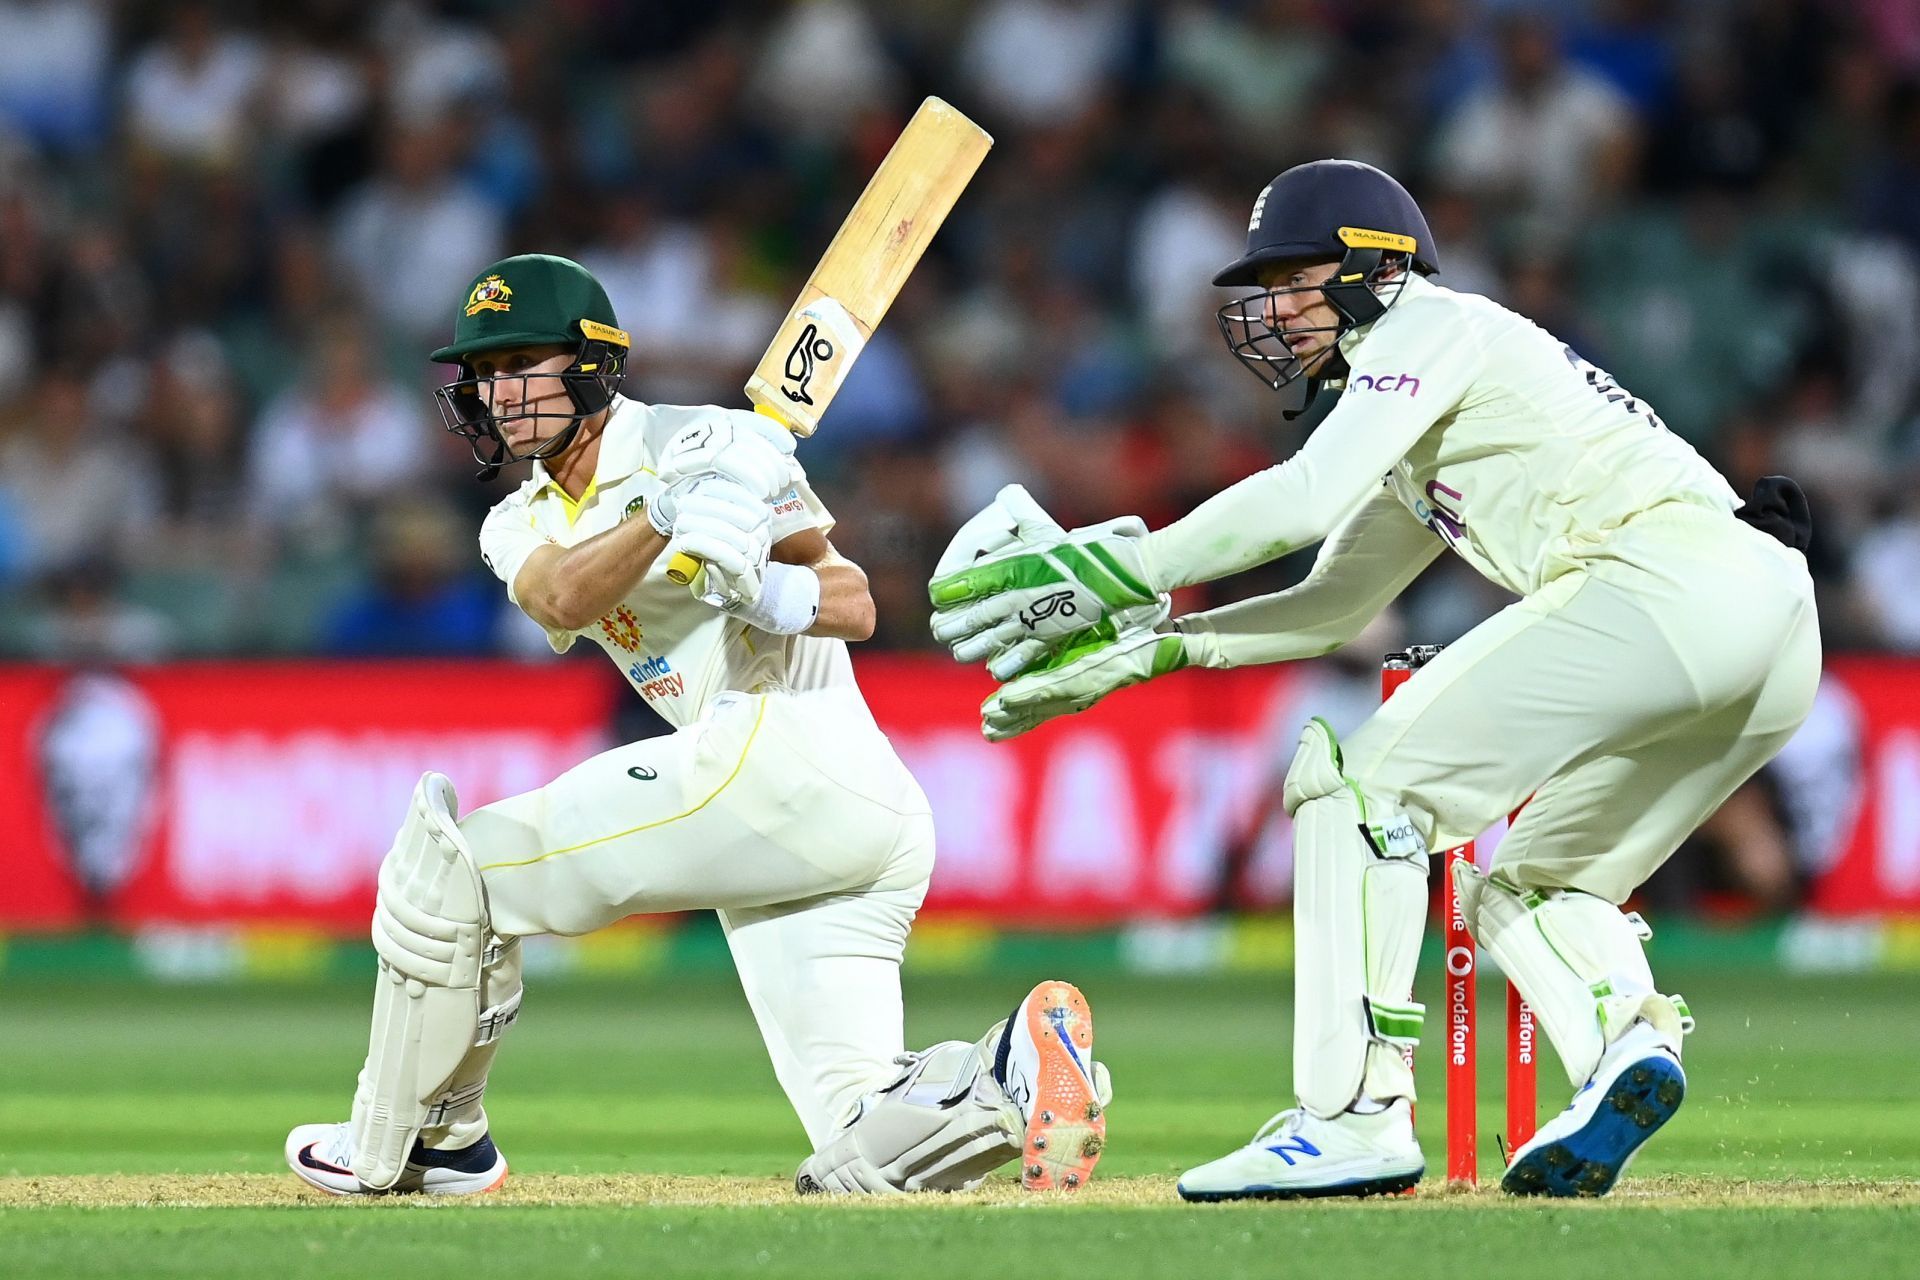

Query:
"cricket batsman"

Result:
[[284, 255, 1109, 1197], [928, 161, 1818, 1198]]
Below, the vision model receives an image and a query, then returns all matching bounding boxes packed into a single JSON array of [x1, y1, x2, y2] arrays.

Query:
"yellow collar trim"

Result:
[[551, 477, 598, 526]]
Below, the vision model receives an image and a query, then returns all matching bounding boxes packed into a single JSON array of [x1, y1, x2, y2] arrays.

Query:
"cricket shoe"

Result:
[[286, 1122, 509, 1197], [1502, 1020, 1685, 1198], [1177, 1101, 1423, 1201], [994, 979, 1109, 1191]]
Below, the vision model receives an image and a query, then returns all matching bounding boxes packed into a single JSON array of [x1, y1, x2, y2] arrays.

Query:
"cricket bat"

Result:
[[666, 97, 993, 585]]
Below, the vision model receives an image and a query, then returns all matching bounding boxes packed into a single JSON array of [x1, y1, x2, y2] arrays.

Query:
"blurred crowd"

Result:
[[3, 0, 1920, 664]]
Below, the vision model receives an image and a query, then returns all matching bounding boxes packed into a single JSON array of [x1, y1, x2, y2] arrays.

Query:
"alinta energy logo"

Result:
[[628, 653, 683, 702]]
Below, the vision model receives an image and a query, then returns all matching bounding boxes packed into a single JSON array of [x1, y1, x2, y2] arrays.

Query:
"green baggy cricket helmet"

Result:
[[430, 254, 631, 479]]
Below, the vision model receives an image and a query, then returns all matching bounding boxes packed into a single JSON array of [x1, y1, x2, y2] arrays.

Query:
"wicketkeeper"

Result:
[[929, 161, 1818, 1199], [285, 255, 1109, 1198]]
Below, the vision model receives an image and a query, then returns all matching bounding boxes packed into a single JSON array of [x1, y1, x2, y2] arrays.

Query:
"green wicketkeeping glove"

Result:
[[929, 484, 1167, 681], [979, 625, 1190, 742]]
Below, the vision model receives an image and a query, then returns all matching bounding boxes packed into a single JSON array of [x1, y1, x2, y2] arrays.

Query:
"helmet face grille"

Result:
[[1214, 268, 1409, 393], [431, 340, 625, 476], [1215, 289, 1334, 391]]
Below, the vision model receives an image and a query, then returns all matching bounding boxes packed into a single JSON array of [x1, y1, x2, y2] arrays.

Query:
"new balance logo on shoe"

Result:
[[1263, 1137, 1322, 1165]]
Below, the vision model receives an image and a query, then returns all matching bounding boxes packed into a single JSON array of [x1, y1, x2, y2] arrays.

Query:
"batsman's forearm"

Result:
[[523, 518, 670, 631], [770, 533, 874, 641], [807, 559, 875, 640]]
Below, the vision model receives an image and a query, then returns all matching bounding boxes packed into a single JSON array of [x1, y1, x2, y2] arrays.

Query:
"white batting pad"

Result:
[[349, 773, 492, 1189]]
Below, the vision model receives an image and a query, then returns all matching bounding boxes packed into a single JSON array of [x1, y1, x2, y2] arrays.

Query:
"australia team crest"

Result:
[[464, 274, 513, 316]]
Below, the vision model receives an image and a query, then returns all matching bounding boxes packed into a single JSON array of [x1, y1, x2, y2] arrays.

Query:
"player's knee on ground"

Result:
[[1451, 863, 1693, 1086], [794, 1038, 1023, 1194], [352, 773, 521, 1187], [1284, 718, 1432, 1118]]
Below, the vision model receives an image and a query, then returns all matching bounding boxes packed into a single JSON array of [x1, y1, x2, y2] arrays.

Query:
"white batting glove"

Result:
[[653, 409, 797, 503], [665, 478, 773, 608], [928, 484, 1169, 681], [644, 474, 704, 537]]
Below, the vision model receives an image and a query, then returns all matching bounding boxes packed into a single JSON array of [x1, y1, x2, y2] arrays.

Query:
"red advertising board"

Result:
[[1798, 656, 1920, 915], [1, 663, 615, 930], [0, 654, 1914, 931]]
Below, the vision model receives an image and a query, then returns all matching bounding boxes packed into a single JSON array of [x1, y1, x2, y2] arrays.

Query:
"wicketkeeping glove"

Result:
[[928, 484, 1169, 681], [979, 624, 1190, 742], [653, 409, 797, 503]]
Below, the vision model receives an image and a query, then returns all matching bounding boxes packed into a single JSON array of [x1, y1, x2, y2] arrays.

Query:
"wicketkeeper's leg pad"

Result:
[[350, 772, 508, 1188], [1452, 862, 1693, 1087], [795, 1037, 1024, 1194], [1285, 718, 1430, 1119]]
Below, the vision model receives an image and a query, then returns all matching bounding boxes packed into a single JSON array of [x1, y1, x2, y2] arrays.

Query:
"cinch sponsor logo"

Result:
[[1351, 372, 1421, 396], [627, 654, 683, 701]]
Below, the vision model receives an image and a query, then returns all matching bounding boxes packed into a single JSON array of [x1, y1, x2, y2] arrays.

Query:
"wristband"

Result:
[[730, 561, 821, 635]]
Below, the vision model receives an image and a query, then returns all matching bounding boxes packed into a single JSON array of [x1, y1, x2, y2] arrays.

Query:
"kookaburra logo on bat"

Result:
[[781, 323, 837, 406]]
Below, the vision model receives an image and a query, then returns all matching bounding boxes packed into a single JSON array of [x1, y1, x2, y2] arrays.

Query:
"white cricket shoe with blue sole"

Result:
[[1177, 1100, 1423, 1201], [1502, 1020, 1685, 1197], [286, 1121, 509, 1197]]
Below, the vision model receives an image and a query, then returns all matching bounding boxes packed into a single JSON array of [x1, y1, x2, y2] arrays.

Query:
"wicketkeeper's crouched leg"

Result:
[[1285, 718, 1431, 1118]]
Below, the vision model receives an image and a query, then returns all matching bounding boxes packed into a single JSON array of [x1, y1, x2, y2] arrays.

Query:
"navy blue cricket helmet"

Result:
[[1214, 160, 1438, 408]]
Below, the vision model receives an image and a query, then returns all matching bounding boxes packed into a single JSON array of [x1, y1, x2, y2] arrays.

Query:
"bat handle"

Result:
[[665, 550, 701, 585], [663, 405, 794, 586]]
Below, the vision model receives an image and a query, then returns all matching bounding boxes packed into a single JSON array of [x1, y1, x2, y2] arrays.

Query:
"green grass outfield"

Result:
[[2, 963, 1916, 1278]]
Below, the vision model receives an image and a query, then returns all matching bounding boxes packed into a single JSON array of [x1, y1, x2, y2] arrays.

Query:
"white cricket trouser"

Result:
[[1346, 501, 1821, 901], [459, 684, 935, 1147]]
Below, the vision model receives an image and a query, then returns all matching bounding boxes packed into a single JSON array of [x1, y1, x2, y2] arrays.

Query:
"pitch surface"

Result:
[[3, 965, 1915, 1277]]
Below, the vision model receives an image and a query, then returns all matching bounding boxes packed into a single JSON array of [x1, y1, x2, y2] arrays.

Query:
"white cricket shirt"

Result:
[[478, 395, 859, 727], [1157, 273, 1743, 669]]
